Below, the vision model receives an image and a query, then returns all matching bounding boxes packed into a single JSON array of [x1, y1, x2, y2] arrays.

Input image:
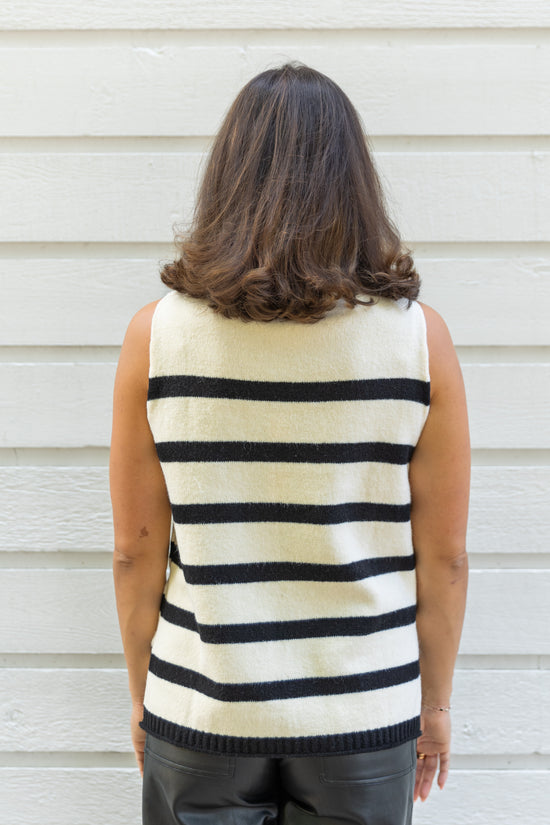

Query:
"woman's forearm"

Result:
[[415, 551, 469, 706], [113, 550, 167, 705]]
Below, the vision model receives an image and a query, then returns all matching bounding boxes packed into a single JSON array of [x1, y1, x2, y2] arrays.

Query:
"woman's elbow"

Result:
[[415, 546, 469, 581], [113, 544, 142, 567]]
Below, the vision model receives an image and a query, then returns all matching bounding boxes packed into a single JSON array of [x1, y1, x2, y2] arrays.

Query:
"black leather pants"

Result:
[[142, 733, 416, 825]]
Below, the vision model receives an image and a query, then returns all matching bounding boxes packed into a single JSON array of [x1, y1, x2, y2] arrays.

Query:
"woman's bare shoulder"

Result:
[[115, 299, 164, 391], [417, 301, 452, 345], [127, 299, 163, 335], [124, 299, 163, 348], [417, 301, 461, 401]]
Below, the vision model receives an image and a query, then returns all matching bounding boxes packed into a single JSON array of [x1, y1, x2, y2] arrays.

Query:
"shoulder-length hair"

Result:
[[161, 62, 420, 322]]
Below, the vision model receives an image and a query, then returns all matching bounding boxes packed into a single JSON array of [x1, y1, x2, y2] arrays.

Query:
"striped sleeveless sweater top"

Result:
[[140, 289, 430, 757]]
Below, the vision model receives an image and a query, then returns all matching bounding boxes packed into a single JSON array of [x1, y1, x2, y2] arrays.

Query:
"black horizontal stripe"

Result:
[[140, 708, 421, 756], [160, 598, 198, 634], [176, 553, 415, 585], [156, 440, 414, 465], [148, 374, 430, 405], [148, 654, 419, 702], [169, 541, 179, 564], [171, 501, 410, 525], [160, 596, 416, 643]]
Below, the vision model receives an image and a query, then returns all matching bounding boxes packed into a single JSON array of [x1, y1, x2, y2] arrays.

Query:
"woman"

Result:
[[110, 62, 469, 825]]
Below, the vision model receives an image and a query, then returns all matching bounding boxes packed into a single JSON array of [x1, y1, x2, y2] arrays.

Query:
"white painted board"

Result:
[[1, 153, 548, 243], [1, 1, 549, 29], [419, 258, 550, 347], [0, 570, 548, 654], [467, 467, 550, 556], [2, 43, 549, 136], [0, 668, 547, 754], [1, 362, 549, 449], [0, 468, 113, 552], [0, 259, 169, 346], [1, 466, 548, 555], [2, 257, 549, 346]]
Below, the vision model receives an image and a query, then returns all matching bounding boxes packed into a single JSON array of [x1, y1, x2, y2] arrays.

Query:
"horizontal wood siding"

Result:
[[2, 362, 549, 449], [1, 152, 549, 242], [2, 42, 550, 136], [1, 569, 548, 655], [1, 5, 548, 824], [1, 669, 548, 754], [2, 466, 548, 555], [1, 2, 549, 29], [1, 257, 549, 347]]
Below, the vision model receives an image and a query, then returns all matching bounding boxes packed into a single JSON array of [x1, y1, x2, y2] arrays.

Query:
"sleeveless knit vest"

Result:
[[140, 289, 430, 756]]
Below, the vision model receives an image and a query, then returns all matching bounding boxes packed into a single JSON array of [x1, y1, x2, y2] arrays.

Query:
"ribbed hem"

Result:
[[140, 708, 421, 757]]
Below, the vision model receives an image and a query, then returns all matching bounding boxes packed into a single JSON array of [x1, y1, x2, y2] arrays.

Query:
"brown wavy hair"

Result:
[[161, 62, 420, 322]]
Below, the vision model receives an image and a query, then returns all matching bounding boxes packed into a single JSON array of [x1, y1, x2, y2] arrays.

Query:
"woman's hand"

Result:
[[131, 701, 146, 776], [414, 708, 451, 802]]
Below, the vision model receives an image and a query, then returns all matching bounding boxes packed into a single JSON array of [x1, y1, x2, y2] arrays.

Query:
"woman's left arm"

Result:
[[109, 300, 172, 774]]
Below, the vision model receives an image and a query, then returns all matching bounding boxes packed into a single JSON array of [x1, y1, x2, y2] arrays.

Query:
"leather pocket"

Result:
[[144, 734, 235, 778], [320, 740, 415, 786]]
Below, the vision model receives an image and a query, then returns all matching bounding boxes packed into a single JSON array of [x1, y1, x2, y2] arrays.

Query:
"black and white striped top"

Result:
[[140, 289, 430, 756]]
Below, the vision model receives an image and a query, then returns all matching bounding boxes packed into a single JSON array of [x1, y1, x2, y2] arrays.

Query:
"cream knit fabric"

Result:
[[140, 290, 430, 756]]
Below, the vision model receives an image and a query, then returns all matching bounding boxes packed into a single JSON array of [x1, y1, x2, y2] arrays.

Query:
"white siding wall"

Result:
[[1, 3, 549, 822]]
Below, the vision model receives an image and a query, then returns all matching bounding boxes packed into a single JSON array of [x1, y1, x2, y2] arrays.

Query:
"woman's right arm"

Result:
[[409, 302, 470, 802]]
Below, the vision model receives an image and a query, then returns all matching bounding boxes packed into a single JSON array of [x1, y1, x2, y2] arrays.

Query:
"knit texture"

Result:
[[140, 290, 430, 756]]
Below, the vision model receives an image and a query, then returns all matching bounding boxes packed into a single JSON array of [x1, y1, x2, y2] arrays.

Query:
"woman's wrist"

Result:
[[421, 703, 451, 712], [421, 686, 452, 709]]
